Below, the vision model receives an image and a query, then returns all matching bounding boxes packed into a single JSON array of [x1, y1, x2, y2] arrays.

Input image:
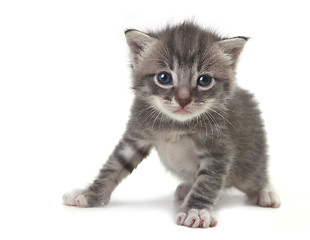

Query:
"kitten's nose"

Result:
[[176, 86, 192, 108]]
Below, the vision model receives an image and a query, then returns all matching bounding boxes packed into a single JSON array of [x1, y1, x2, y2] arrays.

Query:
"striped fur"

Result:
[[63, 22, 280, 228]]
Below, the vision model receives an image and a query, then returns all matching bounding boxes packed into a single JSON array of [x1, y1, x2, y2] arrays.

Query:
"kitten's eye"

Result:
[[157, 72, 173, 85], [197, 75, 213, 87]]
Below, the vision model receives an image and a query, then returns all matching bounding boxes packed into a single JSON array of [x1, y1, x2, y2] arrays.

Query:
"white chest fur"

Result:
[[154, 132, 200, 183]]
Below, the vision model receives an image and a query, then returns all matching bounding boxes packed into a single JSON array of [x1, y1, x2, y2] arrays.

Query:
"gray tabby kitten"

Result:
[[63, 22, 280, 228]]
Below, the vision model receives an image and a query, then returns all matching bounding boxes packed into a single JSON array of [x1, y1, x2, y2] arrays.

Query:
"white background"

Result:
[[0, 0, 309, 239]]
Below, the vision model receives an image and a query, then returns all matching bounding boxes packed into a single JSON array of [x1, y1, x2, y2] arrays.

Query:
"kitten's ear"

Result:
[[218, 37, 248, 68], [125, 29, 156, 68]]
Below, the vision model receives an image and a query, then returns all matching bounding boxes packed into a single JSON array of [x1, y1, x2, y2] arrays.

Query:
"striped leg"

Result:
[[175, 183, 192, 201], [176, 156, 228, 228], [63, 134, 152, 207]]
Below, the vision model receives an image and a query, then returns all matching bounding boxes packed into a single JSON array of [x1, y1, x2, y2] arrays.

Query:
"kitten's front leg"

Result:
[[63, 133, 152, 207], [176, 156, 228, 228]]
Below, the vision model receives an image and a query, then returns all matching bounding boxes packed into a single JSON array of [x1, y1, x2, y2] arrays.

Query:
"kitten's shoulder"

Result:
[[228, 86, 264, 127], [231, 87, 259, 108]]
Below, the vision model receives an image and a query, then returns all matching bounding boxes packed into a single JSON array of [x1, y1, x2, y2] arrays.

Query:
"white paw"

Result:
[[176, 209, 217, 228], [63, 189, 89, 207], [251, 189, 281, 208]]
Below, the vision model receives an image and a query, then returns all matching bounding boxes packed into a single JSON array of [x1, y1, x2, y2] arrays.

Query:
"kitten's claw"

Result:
[[75, 194, 88, 207], [63, 189, 89, 207], [176, 209, 217, 228]]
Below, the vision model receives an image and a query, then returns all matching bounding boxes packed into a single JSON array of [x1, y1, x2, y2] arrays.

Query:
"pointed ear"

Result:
[[218, 37, 248, 68], [125, 29, 156, 68]]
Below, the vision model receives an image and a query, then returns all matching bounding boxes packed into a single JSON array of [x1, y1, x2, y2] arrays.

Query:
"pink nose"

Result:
[[176, 86, 192, 108], [177, 98, 192, 108]]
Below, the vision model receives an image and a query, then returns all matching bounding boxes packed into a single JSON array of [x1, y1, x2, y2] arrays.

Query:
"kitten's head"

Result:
[[125, 22, 247, 122]]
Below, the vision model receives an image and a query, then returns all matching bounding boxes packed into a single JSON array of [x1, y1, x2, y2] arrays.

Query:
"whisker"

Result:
[[202, 112, 214, 141], [143, 58, 166, 62], [206, 112, 221, 139], [198, 114, 208, 143], [133, 104, 156, 117], [159, 111, 165, 128], [159, 41, 171, 61], [209, 107, 237, 131], [152, 111, 162, 129], [144, 109, 159, 129], [135, 108, 157, 131], [151, 47, 170, 65]]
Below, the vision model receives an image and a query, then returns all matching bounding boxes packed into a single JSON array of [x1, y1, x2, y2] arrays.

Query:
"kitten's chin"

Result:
[[167, 109, 203, 122], [173, 109, 192, 115], [167, 108, 194, 122]]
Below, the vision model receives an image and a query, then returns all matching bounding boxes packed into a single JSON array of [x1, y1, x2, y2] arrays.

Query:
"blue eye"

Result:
[[197, 75, 213, 87], [157, 72, 173, 85]]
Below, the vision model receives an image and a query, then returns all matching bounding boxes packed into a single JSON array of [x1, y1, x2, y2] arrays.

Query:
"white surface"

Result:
[[0, 0, 309, 239]]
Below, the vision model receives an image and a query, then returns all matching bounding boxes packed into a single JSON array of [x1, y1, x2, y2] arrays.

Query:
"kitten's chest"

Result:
[[153, 132, 200, 182]]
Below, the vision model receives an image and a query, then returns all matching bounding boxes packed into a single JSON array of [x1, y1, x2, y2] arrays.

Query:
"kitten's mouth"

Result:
[[173, 108, 192, 115]]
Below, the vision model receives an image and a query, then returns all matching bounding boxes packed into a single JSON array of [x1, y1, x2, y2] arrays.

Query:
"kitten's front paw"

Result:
[[63, 189, 90, 207], [176, 209, 217, 228], [63, 189, 109, 207]]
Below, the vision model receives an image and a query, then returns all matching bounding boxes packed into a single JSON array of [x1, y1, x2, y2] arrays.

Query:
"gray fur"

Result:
[[63, 22, 280, 228]]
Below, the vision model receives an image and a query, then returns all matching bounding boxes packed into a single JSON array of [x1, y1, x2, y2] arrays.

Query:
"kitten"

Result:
[[63, 22, 280, 228]]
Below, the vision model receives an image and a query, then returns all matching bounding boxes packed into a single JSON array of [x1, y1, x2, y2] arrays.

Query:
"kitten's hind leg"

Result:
[[234, 175, 281, 208], [247, 184, 281, 208], [175, 183, 192, 201]]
